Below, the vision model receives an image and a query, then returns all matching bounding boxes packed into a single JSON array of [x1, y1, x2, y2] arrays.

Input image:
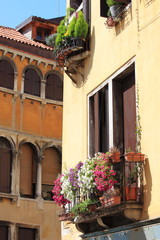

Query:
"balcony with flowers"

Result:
[[52, 150, 145, 234], [46, 7, 90, 84]]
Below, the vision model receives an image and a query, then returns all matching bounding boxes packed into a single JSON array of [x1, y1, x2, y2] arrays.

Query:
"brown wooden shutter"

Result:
[[94, 92, 100, 154], [0, 148, 11, 193], [24, 68, 40, 97], [45, 74, 63, 101], [20, 144, 35, 197], [18, 228, 35, 240], [42, 148, 61, 185], [0, 226, 8, 240], [0, 60, 14, 90], [123, 72, 136, 152]]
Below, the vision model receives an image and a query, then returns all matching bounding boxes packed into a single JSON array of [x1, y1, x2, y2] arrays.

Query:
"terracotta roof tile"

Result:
[[0, 26, 53, 50]]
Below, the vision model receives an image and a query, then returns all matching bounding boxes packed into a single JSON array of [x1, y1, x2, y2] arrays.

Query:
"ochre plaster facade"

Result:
[[62, 0, 160, 239]]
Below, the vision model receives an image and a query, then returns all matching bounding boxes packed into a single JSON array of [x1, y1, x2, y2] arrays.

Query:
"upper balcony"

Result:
[[53, 151, 145, 234], [45, 2, 90, 84]]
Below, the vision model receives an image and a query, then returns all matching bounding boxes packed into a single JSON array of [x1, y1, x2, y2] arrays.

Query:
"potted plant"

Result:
[[125, 162, 143, 201], [71, 198, 99, 216], [109, 147, 121, 163], [106, 0, 125, 18], [99, 187, 121, 206]]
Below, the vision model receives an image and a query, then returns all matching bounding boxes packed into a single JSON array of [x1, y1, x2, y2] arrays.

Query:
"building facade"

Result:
[[0, 17, 63, 240], [59, 0, 160, 239]]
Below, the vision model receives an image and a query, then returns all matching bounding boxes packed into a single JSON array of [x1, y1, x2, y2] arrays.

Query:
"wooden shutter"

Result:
[[0, 226, 8, 240], [100, 0, 108, 17], [18, 228, 35, 240], [45, 74, 63, 101], [20, 144, 35, 197], [123, 72, 136, 152], [42, 148, 61, 185], [0, 60, 14, 90], [94, 92, 100, 154], [24, 69, 40, 97], [0, 148, 11, 193]]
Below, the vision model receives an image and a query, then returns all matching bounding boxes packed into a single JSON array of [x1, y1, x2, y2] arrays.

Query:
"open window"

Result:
[[89, 63, 136, 156]]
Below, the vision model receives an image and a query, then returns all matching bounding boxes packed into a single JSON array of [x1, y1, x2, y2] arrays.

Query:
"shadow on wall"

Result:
[[141, 157, 152, 220]]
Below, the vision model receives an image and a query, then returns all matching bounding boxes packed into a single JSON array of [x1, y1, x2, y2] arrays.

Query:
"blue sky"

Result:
[[0, 0, 66, 29]]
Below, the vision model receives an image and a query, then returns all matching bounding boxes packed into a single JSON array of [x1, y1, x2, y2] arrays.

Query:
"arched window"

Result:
[[0, 137, 12, 193], [45, 73, 63, 101], [42, 147, 61, 200], [0, 60, 14, 89], [20, 143, 37, 198], [24, 68, 40, 97]]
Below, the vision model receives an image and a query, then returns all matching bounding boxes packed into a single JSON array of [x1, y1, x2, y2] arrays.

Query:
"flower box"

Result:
[[125, 152, 145, 162], [100, 195, 121, 207], [125, 187, 137, 201]]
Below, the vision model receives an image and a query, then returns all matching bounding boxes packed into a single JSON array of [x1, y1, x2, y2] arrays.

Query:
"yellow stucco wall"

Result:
[[62, 0, 160, 239]]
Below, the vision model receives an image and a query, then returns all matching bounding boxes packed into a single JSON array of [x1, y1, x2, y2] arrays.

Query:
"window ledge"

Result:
[[0, 192, 18, 202]]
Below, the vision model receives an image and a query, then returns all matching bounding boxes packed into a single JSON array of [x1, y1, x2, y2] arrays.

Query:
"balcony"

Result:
[[53, 152, 145, 234]]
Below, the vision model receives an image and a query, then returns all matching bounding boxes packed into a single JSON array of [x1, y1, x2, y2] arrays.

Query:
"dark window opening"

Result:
[[45, 73, 63, 101], [89, 65, 136, 156], [36, 27, 43, 41], [24, 68, 40, 97], [100, 0, 131, 18], [0, 137, 12, 194], [70, 0, 83, 10], [0, 60, 14, 90]]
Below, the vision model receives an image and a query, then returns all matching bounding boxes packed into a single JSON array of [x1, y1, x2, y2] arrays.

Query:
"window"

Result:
[[24, 68, 40, 97], [0, 137, 12, 193], [0, 60, 14, 90], [36, 27, 51, 42], [45, 73, 63, 101], [20, 143, 37, 198], [70, 0, 83, 10], [0, 225, 8, 240], [100, 0, 131, 18], [42, 147, 61, 200], [89, 64, 136, 156], [18, 227, 36, 240]]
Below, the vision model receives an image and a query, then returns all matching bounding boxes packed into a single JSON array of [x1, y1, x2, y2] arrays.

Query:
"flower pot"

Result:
[[106, 17, 116, 27], [125, 152, 145, 162], [110, 5, 125, 18], [111, 152, 121, 163], [125, 187, 137, 201], [106, 196, 121, 206], [88, 203, 97, 212]]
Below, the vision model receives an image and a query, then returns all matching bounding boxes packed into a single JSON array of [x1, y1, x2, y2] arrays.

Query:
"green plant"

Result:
[[106, 0, 122, 7], [135, 84, 142, 153], [126, 162, 143, 186], [45, 33, 57, 47], [74, 11, 88, 38], [67, 16, 76, 37], [55, 19, 67, 46], [71, 199, 98, 216]]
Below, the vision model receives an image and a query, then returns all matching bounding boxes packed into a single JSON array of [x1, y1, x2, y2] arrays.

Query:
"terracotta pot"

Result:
[[88, 204, 97, 212], [125, 152, 145, 162], [106, 17, 116, 27], [125, 187, 137, 201], [111, 152, 121, 163]]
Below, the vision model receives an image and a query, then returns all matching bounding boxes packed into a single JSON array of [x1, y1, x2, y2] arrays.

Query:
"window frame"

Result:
[[88, 58, 136, 157]]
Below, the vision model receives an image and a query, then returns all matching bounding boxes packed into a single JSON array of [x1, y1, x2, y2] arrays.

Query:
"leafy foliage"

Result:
[[74, 11, 88, 38], [55, 20, 67, 46]]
